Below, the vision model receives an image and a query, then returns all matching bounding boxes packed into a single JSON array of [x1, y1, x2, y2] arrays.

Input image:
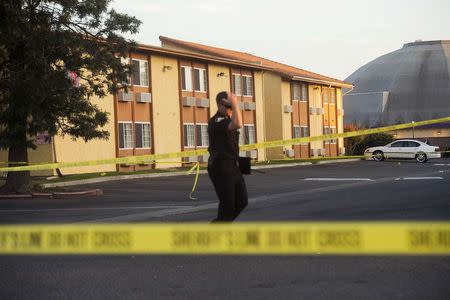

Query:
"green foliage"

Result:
[[0, 0, 141, 149], [345, 132, 394, 155]]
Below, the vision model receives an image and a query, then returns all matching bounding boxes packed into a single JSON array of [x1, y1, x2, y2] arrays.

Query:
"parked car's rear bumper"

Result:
[[427, 152, 441, 159]]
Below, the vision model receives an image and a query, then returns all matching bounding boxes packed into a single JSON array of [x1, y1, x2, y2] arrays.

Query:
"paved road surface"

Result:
[[1, 159, 450, 299]]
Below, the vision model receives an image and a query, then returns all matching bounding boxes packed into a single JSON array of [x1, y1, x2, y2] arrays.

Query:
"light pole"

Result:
[[412, 121, 415, 139]]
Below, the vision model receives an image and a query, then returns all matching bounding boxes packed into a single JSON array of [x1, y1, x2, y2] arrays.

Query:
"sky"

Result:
[[112, 0, 450, 80]]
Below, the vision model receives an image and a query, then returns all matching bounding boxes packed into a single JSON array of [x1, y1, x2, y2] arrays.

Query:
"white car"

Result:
[[364, 139, 441, 163]]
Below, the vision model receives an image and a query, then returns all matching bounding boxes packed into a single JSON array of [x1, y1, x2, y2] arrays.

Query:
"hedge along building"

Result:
[[0, 42, 271, 176], [159, 36, 353, 159]]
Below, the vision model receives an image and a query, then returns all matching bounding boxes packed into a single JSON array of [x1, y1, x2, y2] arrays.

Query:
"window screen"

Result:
[[244, 125, 255, 144], [232, 74, 242, 95], [181, 66, 192, 91], [242, 76, 253, 96], [301, 84, 308, 101], [119, 123, 133, 149], [196, 124, 209, 147], [292, 83, 301, 100], [293, 126, 301, 138], [183, 124, 195, 147]]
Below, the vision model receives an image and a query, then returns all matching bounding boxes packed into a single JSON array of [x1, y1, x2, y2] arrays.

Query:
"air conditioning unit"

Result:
[[248, 150, 257, 159], [239, 150, 257, 158], [196, 98, 210, 108], [136, 92, 152, 103], [198, 154, 210, 163], [182, 96, 196, 107], [285, 149, 295, 157], [185, 156, 198, 163], [338, 109, 345, 116], [339, 147, 346, 155], [244, 102, 256, 111], [117, 91, 133, 102], [319, 148, 326, 156], [238, 102, 245, 109], [284, 105, 293, 113], [312, 149, 319, 156], [309, 107, 315, 115]]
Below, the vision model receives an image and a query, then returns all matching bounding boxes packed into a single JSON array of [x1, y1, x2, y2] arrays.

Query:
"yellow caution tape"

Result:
[[0, 222, 449, 255], [1, 116, 449, 172], [187, 162, 201, 200]]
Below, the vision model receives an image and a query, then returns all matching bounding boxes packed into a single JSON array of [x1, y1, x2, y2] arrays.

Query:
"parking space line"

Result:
[[394, 177, 444, 181], [434, 164, 450, 166], [303, 178, 373, 181]]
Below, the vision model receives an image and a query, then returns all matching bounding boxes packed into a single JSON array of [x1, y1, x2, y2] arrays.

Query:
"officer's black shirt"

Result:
[[208, 112, 240, 160]]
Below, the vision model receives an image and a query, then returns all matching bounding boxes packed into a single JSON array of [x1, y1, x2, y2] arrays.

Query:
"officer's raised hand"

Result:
[[224, 92, 242, 131]]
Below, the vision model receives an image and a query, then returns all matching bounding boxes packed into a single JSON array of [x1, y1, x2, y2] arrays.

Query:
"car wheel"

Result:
[[373, 151, 385, 162], [415, 152, 427, 163]]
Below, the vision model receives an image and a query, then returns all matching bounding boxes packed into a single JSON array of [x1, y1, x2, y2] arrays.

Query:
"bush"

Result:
[[344, 125, 394, 155]]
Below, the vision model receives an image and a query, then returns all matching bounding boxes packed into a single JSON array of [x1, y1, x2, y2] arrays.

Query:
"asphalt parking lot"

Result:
[[1, 158, 450, 299], [0, 158, 449, 223]]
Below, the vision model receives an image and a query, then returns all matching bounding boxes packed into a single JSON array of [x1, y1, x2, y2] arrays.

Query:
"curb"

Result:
[[252, 162, 313, 170], [315, 158, 362, 164], [0, 194, 33, 199], [42, 158, 363, 188], [0, 189, 103, 199], [41, 171, 208, 188]]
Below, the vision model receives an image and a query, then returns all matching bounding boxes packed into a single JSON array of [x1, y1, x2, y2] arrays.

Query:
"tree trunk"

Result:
[[2, 141, 31, 194]]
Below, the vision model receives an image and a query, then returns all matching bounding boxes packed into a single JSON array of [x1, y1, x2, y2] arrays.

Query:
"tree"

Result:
[[0, 0, 141, 192], [344, 124, 394, 155]]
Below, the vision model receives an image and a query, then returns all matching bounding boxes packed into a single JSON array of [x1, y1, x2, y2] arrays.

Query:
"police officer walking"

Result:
[[208, 91, 248, 222]]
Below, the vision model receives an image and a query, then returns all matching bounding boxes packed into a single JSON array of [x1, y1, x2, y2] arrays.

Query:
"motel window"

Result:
[[183, 124, 195, 147], [135, 123, 152, 149], [301, 84, 308, 101], [196, 124, 209, 147], [238, 127, 245, 145], [232, 74, 242, 96], [181, 66, 193, 91], [324, 127, 336, 144], [244, 124, 256, 144], [301, 126, 309, 137], [292, 83, 301, 100], [323, 88, 329, 104], [119, 57, 131, 85], [132, 59, 149, 86], [193, 68, 207, 92], [118, 122, 133, 149], [293, 83, 308, 101], [293, 126, 301, 138], [330, 88, 336, 104], [323, 127, 330, 144], [242, 75, 253, 96], [330, 127, 337, 143]]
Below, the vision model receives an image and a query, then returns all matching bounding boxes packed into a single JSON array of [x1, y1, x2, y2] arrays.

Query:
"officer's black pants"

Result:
[[208, 159, 248, 222]]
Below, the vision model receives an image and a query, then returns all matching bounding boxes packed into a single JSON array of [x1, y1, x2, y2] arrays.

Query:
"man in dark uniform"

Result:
[[208, 91, 248, 222]]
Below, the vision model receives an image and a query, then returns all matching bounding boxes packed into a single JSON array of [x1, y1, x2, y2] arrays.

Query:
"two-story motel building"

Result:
[[0, 37, 352, 176]]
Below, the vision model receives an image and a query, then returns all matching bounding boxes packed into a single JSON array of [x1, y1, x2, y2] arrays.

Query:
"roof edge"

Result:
[[160, 36, 352, 87], [133, 42, 272, 71], [291, 75, 353, 88]]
